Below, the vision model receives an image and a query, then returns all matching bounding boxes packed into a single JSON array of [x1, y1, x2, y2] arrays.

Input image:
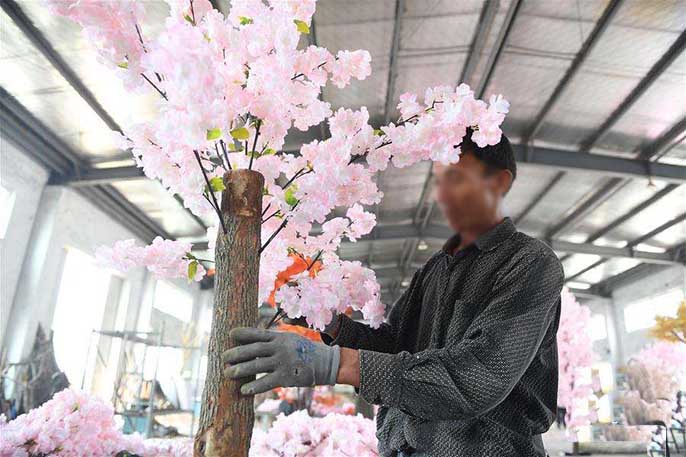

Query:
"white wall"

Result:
[[2, 185, 150, 362], [1, 138, 203, 375], [1, 137, 50, 340], [611, 265, 685, 363]]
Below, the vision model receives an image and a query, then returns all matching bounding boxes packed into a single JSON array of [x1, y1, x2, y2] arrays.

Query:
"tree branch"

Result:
[[260, 201, 299, 253], [141, 73, 168, 100], [194, 150, 227, 234]]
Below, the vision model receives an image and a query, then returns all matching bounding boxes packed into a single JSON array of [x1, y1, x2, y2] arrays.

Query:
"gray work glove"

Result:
[[223, 327, 341, 395]]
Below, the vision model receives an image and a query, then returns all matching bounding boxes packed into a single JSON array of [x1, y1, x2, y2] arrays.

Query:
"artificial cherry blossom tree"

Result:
[[47, 0, 508, 455], [557, 287, 596, 440]]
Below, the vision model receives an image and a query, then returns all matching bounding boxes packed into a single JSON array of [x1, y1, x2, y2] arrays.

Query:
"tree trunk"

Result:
[[194, 169, 264, 457]]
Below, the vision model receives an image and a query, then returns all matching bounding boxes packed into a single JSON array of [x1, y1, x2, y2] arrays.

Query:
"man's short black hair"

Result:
[[460, 127, 517, 184]]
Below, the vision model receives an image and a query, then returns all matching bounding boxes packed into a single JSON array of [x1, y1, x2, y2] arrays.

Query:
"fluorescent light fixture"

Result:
[[566, 281, 591, 290]]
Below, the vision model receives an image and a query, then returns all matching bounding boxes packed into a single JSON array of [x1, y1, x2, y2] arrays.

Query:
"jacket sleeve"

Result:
[[321, 258, 430, 353], [357, 252, 564, 421]]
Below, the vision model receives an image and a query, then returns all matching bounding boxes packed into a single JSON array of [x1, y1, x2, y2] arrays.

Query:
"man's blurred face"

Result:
[[433, 153, 509, 232]]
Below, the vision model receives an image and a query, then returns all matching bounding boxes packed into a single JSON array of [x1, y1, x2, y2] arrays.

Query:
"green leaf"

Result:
[[187, 260, 198, 282], [206, 128, 222, 140], [284, 185, 299, 207], [262, 148, 276, 155], [373, 129, 384, 136], [184, 14, 195, 25], [239, 16, 253, 25], [117, 62, 128, 69], [209, 176, 226, 192], [185, 252, 197, 260], [294, 19, 310, 34], [230, 127, 250, 141]]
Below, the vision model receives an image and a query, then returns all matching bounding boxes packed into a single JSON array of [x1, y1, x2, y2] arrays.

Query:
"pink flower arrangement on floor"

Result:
[[250, 410, 378, 457], [47, 0, 509, 331], [0, 389, 376, 456], [0, 389, 143, 457]]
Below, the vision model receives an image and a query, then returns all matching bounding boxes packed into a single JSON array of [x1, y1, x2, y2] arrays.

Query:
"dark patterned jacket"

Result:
[[324, 218, 564, 456]]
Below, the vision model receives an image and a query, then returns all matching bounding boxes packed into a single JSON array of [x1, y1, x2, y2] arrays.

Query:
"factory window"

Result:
[[153, 280, 194, 323], [0, 183, 15, 239], [52, 247, 112, 388], [623, 287, 683, 333]]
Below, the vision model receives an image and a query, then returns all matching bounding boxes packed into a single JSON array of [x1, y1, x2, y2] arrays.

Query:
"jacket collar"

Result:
[[442, 217, 516, 254]]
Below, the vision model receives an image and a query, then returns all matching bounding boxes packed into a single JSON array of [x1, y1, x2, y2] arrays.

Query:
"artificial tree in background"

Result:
[[651, 299, 686, 345], [557, 287, 597, 440], [47, 0, 508, 455]]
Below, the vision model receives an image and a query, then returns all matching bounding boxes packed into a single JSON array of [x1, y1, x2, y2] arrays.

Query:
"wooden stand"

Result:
[[194, 169, 264, 457]]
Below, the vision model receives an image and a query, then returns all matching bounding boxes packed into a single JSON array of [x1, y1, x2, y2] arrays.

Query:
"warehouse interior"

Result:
[[1, 0, 685, 456]]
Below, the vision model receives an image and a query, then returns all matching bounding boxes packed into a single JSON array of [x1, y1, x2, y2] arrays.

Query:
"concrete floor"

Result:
[[542, 427, 650, 457]]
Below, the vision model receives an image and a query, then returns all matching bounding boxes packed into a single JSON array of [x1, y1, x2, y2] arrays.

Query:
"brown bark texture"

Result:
[[194, 169, 264, 457]]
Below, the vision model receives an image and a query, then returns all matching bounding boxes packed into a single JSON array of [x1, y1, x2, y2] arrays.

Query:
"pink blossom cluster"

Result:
[[95, 237, 205, 282], [50, 0, 508, 333], [0, 388, 148, 457], [1, 389, 378, 457], [371, 88, 509, 169], [557, 287, 597, 439], [631, 341, 686, 399], [250, 410, 378, 457], [274, 256, 383, 330], [633, 341, 686, 381], [45, 0, 147, 89]]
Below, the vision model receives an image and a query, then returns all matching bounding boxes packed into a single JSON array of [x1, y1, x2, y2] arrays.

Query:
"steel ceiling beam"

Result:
[[190, 221, 682, 264], [578, 29, 686, 154], [460, 0, 500, 86], [1, 88, 168, 243], [511, 144, 686, 183], [544, 177, 626, 239], [1, 87, 79, 174], [550, 239, 681, 265], [383, 0, 405, 125], [518, 26, 686, 226], [369, 0, 405, 269], [565, 212, 686, 284], [584, 184, 679, 244], [361, 223, 682, 264], [590, 242, 685, 296], [474, 0, 522, 98], [87, 185, 170, 241], [3, 0, 205, 232], [637, 115, 686, 160], [1, 0, 122, 133], [543, 114, 686, 255], [514, 171, 565, 224], [522, 0, 623, 143], [49, 166, 145, 186], [380, 283, 610, 301], [62, 142, 686, 186]]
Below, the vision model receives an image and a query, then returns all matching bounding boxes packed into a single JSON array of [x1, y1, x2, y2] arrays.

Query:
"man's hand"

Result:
[[223, 327, 341, 395]]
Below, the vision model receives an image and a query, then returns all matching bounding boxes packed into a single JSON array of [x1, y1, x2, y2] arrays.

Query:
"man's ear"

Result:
[[496, 169, 514, 195]]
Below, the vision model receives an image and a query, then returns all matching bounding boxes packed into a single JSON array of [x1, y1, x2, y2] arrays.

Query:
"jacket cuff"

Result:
[[358, 350, 403, 408], [320, 315, 358, 348]]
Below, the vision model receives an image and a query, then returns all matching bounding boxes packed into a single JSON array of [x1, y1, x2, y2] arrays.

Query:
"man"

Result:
[[224, 129, 565, 457]]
